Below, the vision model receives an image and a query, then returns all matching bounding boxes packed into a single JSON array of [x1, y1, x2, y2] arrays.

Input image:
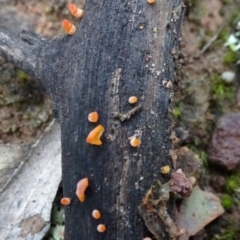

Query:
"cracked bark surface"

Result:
[[0, 0, 186, 239]]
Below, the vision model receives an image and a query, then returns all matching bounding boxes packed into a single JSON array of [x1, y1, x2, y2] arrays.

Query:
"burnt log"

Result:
[[0, 0, 186, 239]]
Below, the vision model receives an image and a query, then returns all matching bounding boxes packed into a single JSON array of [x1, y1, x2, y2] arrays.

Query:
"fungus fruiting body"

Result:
[[130, 136, 141, 147], [68, 4, 84, 18], [147, 0, 156, 4], [97, 224, 106, 233], [160, 165, 170, 174], [128, 96, 138, 104], [88, 112, 98, 122], [61, 197, 71, 205], [86, 125, 105, 145], [62, 19, 76, 35], [92, 209, 101, 219], [76, 178, 89, 202]]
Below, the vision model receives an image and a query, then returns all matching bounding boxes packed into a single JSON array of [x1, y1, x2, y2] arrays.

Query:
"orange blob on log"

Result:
[[88, 111, 99, 122], [92, 209, 101, 219], [86, 125, 104, 145], [76, 178, 89, 202], [130, 137, 141, 147], [128, 96, 138, 104], [62, 19, 76, 35], [97, 224, 106, 233], [68, 4, 84, 18], [61, 197, 71, 205]]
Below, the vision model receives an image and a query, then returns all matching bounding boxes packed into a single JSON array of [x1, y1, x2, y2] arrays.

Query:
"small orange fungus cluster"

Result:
[[62, 19, 76, 35], [86, 125, 105, 145], [76, 178, 89, 202], [88, 111, 99, 122], [62, 4, 84, 35], [147, 0, 156, 4], [92, 209, 101, 219], [128, 96, 138, 104], [97, 224, 106, 233], [160, 165, 170, 174], [68, 4, 84, 18], [130, 136, 141, 147], [61, 197, 71, 205]]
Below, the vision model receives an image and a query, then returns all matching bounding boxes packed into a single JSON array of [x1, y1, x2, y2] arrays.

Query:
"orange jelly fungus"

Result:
[[97, 224, 106, 233], [92, 209, 101, 219], [130, 137, 141, 147], [160, 165, 170, 174], [76, 178, 89, 202], [86, 125, 105, 145], [128, 96, 138, 104], [61, 197, 71, 205], [62, 19, 76, 35], [88, 112, 99, 122], [68, 4, 84, 18], [147, 0, 156, 4]]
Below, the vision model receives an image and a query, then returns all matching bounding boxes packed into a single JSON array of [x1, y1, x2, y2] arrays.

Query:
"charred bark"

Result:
[[0, 0, 186, 239]]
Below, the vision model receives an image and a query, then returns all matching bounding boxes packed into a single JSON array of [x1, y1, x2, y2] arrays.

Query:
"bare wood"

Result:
[[0, 0, 186, 239]]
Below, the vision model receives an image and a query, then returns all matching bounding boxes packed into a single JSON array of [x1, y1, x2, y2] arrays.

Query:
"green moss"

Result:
[[223, 50, 239, 66], [190, 0, 200, 8], [220, 0, 230, 5], [229, 10, 240, 26], [221, 194, 233, 210], [218, 26, 230, 43], [16, 69, 28, 80], [189, 145, 208, 167], [225, 171, 240, 193], [173, 108, 182, 119], [210, 74, 235, 112], [213, 229, 238, 240]]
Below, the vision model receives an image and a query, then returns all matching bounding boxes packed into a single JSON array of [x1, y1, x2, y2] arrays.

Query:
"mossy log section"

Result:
[[0, 0, 186, 239]]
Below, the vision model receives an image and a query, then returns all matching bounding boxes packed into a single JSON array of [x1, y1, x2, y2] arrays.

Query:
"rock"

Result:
[[209, 112, 240, 170], [177, 186, 224, 240]]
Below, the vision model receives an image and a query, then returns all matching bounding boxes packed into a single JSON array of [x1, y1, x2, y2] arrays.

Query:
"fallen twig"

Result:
[[113, 104, 142, 121]]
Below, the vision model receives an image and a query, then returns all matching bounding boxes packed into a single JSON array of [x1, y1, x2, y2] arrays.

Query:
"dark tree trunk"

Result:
[[0, 0, 186, 239]]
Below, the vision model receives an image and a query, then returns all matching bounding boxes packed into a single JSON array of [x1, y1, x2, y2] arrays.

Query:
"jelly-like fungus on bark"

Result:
[[86, 125, 105, 145], [128, 96, 138, 104], [68, 3, 84, 18], [147, 0, 156, 4], [130, 136, 141, 147], [160, 165, 170, 174], [61, 197, 71, 205], [92, 209, 101, 219], [62, 19, 76, 35], [76, 178, 89, 202], [88, 112, 99, 122], [97, 224, 106, 233]]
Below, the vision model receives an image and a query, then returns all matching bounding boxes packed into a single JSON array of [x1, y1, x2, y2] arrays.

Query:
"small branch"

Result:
[[0, 31, 41, 82], [113, 104, 142, 121]]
